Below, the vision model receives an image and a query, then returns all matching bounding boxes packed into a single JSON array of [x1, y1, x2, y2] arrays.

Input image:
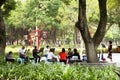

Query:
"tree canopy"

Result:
[[0, 0, 120, 58]]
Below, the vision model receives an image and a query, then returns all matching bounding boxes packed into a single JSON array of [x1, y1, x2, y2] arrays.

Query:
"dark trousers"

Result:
[[6, 58, 15, 62], [33, 55, 40, 63], [20, 55, 29, 64], [60, 60, 66, 64], [20, 54, 26, 59], [47, 58, 57, 62]]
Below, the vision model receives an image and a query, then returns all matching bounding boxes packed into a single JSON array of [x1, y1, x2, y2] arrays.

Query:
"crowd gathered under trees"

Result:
[[4, 45, 84, 64], [2, 0, 120, 63], [5, 40, 113, 64]]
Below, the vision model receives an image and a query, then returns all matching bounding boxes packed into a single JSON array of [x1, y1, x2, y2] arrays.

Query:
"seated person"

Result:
[[59, 48, 67, 64], [47, 48, 58, 62], [5, 51, 15, 62], [19, 46, 26, 58], [19, 46, 29, 64], [70, 48, 81, 62], [67, 48, 73, 58], [43, 45, 49, 57], [32, 46, 41, 63], [67, 48, 73, 61], [82, 55, 87, 61]]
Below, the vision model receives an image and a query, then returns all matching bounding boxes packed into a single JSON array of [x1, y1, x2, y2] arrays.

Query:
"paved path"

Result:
[[101, 53, 120, 67]]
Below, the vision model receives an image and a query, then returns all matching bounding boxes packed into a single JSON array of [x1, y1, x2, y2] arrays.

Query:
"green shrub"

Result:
[[0, 63, 118, 80]]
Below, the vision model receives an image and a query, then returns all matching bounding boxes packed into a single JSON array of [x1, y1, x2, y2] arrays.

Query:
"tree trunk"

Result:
[[76, 0, 107, 63], [85, 42, 98, 62], [74, 27, 78, 48], [79, 35, 83, 59], [0, 9, 6, 55], [118, 22, 120, 34]]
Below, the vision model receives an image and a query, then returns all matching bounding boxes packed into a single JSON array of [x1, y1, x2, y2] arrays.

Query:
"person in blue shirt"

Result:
[[5, 51, 15, 62]]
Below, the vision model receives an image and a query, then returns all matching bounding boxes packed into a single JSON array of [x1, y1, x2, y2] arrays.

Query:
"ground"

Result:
[[102, 53, 120, 67]]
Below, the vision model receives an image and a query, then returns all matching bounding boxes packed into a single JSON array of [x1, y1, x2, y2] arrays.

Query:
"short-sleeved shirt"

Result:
[[59, 52, 66, 60], [19, 48, 25, 55], [44, 48, 49, 55]]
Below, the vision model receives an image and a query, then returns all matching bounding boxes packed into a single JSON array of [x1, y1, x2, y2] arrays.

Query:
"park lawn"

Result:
[[5, 45, 29, 53], [0, 62, 118, 80]]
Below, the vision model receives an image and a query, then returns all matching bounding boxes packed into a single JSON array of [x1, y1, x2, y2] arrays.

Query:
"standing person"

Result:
[[19, 46, 29, 64], [5, 51, 15, 62], [32, 46, 41, 63], [59, 48, 67, 64], [107, 41, 112, 61], [47, 48, 58, 62], [43, 45, 49, 57]]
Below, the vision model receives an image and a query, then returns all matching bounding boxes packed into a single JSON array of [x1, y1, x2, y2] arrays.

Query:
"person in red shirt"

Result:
[[59, 48, 67, 64]]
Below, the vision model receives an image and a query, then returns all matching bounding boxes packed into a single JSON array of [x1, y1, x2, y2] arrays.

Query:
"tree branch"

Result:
[[76, 0, 91, 43], [93, 0, 107, 48], [106, 23, 113, 31]]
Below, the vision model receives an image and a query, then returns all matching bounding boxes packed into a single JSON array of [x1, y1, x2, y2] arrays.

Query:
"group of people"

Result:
[[35, 45, 81, 64], [4, 45, 81, 64], [4, 41, 113, 64]]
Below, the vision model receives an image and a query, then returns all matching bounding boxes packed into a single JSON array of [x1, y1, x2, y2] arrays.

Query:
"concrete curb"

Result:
[[79, 62, 117, 67]]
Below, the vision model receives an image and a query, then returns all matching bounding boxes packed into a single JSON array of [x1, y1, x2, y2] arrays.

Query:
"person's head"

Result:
[[49, 48, 53, 52], [22, 46, 25, 49], [34, 46, 37, 49], [74, 48, 77, 53], [68, 48, 71, 51], [109, 41, 112, 44], [9, 51, 12, 54], [46, 45, 49, 48], [62, 48, 65, 52]]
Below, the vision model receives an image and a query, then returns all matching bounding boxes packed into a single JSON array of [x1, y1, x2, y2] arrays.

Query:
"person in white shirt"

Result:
[[19, 46, 26, 58], [43, 45, 49, 57], [47, 48, 58, 62], [19, 46, 29, 64]]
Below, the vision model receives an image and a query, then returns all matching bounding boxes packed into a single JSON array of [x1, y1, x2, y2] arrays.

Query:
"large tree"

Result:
[[0, 0, 16, 55], [76, 0, 107, 62], [0, 0, 6, 55]]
